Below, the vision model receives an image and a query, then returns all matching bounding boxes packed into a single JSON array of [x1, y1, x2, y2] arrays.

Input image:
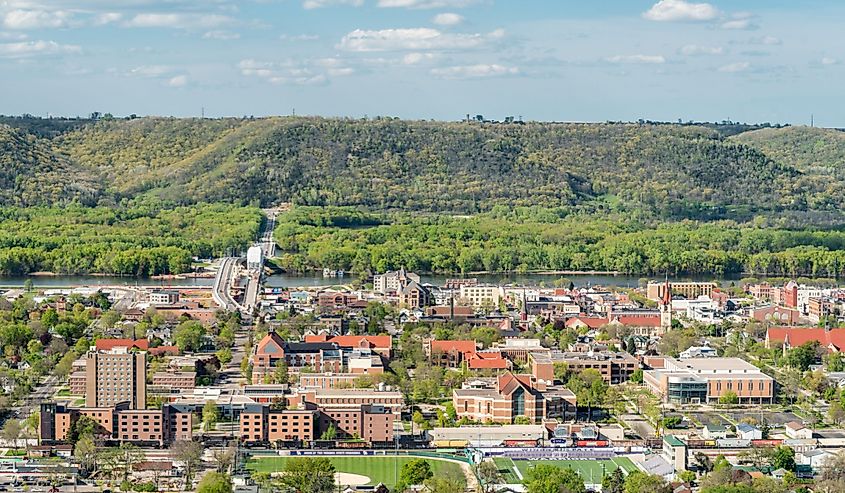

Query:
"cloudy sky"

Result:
[[1, 0, 842, 125]]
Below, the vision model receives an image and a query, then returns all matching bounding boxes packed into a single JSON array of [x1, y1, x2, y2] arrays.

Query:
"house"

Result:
[[785, 421, 813, 439], [426, 340, 477, 368], [736, 423, 762, 440], [797, 449, 836, 471], [701, 424, 728, 440]]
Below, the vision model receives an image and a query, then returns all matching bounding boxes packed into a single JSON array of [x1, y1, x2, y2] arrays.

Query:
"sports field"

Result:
[[248, 455, 464, 488], [492, 456, 638, 484]]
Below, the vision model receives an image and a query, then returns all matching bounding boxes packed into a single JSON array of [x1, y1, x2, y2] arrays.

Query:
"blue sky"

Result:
[[0, 0, 842, 125]]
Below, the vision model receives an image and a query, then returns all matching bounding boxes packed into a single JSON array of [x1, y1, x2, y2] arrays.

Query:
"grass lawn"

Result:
[[494, 457, 638, 484], [248, 455, 463, 488]]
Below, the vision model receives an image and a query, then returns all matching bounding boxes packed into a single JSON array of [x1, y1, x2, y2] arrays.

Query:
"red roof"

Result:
[[614, 315, 661, 327], [149, 346, 180, 356], [467, 351, 509, 369], [566, 316, 608, 329], [767, 327, 845, 350], [95, 339, 149, 351], [305, 335, 391, 350], [429, 340, 476, 354]]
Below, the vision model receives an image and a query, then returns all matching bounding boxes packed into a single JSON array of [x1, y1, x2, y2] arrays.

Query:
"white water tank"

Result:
[[246, 246, 263, 271]]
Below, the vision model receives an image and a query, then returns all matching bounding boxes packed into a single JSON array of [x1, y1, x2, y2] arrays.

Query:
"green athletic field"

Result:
[[248, 455, 464, 488], [492, 457, 639, 484]]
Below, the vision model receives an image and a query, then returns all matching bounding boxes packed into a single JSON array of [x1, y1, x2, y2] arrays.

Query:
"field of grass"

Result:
[[493, 457, 638, 484], [248, 455, 464, 488]]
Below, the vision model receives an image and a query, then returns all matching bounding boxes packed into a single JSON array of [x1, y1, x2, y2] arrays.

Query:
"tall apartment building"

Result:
[[459, 285, 504, 308], [85, 347, 147, 409], [646, 281, 717, 301], [373, 269, 420, 294]]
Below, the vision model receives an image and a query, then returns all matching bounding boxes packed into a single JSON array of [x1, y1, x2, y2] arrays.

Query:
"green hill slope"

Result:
[[0, 124, 102, 206], [1, 116, 841, 222]]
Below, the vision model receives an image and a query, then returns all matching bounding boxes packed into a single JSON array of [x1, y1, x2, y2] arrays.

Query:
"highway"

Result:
[[212, 257, 243, 312]]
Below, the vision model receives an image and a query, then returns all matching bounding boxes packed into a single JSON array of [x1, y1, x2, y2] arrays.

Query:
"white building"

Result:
[[246, 246, 264, 271], [679, 345, 718, 359], [373, 269, 420, 294], [459, 285, 504, 308]]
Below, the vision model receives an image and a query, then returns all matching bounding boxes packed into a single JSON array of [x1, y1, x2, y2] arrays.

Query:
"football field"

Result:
[[492, 456, 638, 484], [248, 455, 464, 488]]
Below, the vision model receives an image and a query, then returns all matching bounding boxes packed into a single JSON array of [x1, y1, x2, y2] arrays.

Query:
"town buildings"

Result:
[[644, 357, 774, 404]]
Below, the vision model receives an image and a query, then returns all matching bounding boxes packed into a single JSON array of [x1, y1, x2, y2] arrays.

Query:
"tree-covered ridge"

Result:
[[1, 116, 827, 219], [732, 126, 845, 172], [0, 125, 102, 206], [0, 203, 262, 276], [274, 206, 845, 277]]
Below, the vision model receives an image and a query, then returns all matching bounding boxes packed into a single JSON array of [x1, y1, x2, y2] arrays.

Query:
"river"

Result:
[[0, 272, 824, 290]]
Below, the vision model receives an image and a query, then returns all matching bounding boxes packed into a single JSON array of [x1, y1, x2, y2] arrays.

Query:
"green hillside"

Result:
[[1, 116, 844, 223], [0, 125, 102, 206]]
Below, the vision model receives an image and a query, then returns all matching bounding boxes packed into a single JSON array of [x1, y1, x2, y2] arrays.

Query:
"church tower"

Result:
[[659, 277, 672, 331]]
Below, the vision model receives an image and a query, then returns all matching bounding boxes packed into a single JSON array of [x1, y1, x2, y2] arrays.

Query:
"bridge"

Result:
[[212, 209, 281, 314]]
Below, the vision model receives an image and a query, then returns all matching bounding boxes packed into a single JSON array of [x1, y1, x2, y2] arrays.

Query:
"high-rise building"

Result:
[[85, 347, 147, 410]]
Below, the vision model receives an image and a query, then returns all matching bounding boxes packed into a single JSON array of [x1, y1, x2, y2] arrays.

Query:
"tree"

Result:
[[424, 469, 466, 493], [771, 445, 795, 471], [623, 471, 671, 493], [216, 347, 232, 365], [719, 391, 739, 406], [173, 320, 205, 352], [196, 472, 233, 493], [171, 440, 203, 490], [273, 359, 289, 385], [320, 424, 337, 440], [786, 341, 820, 371], [279, 457, 336, 493], [117, 442, 145, 482], [68, 415, 101, 443], [203, 400, 220, 430], [630, 369, 644, 384], [2, 419, 21, 450], [211, 446, 236, 474], [602, 468, 625, 493], [677, 470, 696, 484], [514, 415, 531, 425], [523, 464, 585, 493], [398, 459, 434, 491], [74, 435, 98, 476], [477, 461, 503, 493], [829, 402, 845, 426], [825, 351, 845, 371]]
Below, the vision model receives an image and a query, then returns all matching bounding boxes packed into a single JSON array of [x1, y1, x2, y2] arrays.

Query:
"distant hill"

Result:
[[731, 126, 845, 172], [0, 124, 101, 206], [1, 116, 843, 223]]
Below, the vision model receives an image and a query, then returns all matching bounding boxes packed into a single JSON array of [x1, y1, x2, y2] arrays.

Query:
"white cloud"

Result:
[[0, 31, 27, 40], [606, 54, 666, 64], [302, 0, 363, 9], [128, 65, 173, 77], [0, 39, 80, 58], [280, 34, 320, 41], [167, 74, 188, 87], [430, 63, 518, 79], [821, 57, 837, 66], [721, 19, 754, 30], [238, 58, 343, 85], [203, 30, 239, 40], [93, 12, 122, 26], [124, 13, 231, 29], [2, 9, 72, 29], [679, 45, 723, 56], [749, 35, 781, 46], [402, 52, 437, 64], [432, 12, 463, 26], [338, 27, 502, 52], [378, 0, 479, 8], [718, 61, 750, 73], [642, 0, 719, 22]]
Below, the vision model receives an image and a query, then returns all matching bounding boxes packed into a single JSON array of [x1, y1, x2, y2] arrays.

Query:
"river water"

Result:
[[0, 272, 752, 289]]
